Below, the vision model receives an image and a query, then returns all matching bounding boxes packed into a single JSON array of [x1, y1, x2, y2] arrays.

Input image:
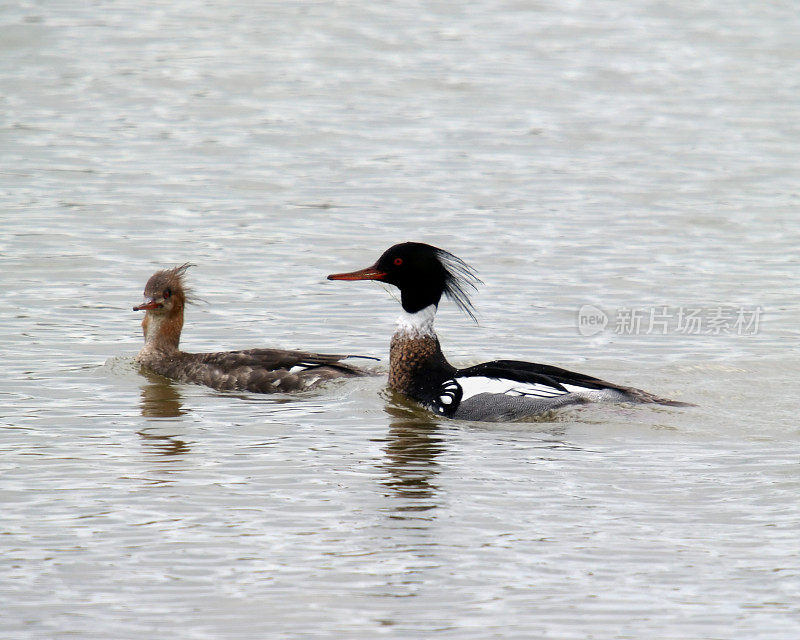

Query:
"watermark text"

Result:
[[577, 305, 762, 336]]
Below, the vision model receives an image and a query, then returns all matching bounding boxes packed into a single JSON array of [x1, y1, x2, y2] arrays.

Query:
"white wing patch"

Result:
[[562, 383, 600, 395], [434, 380, 462, 414], [454, 376, 569, 402], [289, 362, 323, 374]]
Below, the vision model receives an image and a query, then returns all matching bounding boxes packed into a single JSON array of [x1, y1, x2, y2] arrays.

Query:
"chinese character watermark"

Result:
[[577, 305, 762, 336]]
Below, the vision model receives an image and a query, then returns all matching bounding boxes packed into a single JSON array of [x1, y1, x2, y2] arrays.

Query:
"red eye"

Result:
[[393, 258, 403, 266]]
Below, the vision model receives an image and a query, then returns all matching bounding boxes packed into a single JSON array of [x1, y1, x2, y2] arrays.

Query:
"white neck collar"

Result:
[[394, 304, 437, 338]]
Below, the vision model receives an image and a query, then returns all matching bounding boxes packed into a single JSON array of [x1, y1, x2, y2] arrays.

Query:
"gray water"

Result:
[[2, 1, 799, 638]]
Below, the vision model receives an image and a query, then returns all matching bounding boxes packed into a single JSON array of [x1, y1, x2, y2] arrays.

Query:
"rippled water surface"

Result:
[[2, 1, 799, 638]]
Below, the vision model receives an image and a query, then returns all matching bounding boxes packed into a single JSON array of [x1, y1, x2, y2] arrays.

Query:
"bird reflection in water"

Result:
[[137, 368, 190, 458], [136, 427, 190, 458], [380, 392, 446, 516], [139, 367, 187, 418]]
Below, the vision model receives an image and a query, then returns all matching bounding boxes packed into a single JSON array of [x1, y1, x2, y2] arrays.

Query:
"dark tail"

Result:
[[623, 386, 696, 407]]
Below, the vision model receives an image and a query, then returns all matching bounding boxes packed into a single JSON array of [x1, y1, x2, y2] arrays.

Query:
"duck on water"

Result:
[[328, 242, 692, 422], [133, 264, 374, 393]]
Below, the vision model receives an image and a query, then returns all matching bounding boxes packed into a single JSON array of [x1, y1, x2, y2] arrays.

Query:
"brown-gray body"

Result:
[[136, 345, 366, 393]]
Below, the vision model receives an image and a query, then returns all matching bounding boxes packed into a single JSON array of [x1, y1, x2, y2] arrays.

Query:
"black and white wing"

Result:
[[471, 360, 692, 405], [431, 361, 577, 418], [431, 359, 690, 418]]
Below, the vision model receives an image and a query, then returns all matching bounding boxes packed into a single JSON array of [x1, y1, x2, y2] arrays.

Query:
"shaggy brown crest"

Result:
[[142, 263, 195, 303]]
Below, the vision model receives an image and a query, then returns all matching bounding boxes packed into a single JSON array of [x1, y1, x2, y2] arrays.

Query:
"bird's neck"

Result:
[[389, 305, 454, 399], [394, 304, 437, 339], [139, 309, 183, 357]]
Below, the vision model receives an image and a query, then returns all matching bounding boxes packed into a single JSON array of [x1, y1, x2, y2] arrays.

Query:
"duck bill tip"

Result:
[[133, 300, 160, 311]]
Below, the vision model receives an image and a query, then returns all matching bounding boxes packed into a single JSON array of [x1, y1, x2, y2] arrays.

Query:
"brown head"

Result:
[[134, 263, 193, 351]]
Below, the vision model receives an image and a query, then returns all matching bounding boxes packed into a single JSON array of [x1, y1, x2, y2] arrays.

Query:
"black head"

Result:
[[328, 242, 482, 320]]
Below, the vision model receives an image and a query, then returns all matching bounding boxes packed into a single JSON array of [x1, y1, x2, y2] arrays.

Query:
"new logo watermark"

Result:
[[577, 305, 762, 336], [577, 305, 609, 336]]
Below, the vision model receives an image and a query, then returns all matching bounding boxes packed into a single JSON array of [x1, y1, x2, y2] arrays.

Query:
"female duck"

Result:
[[328, 242, 690, 421], [134, 264, 371, 393]]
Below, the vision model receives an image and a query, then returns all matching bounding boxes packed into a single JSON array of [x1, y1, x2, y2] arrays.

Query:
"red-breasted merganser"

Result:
[[134, 264, 373, 393], [328, 242, 691, 421]]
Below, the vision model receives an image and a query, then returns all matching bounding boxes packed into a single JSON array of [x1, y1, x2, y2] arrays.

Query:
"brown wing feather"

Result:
[[142, 349, 375, 393]]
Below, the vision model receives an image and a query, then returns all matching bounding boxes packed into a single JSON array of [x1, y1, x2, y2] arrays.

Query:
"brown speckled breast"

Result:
[[389, 334, 445, 396]]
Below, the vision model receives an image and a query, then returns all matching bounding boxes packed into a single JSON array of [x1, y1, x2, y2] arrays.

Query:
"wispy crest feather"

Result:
[[145, 263, 196, 303], [433, 248, 483, 322]]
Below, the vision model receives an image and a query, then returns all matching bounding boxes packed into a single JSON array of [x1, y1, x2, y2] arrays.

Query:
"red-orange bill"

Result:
[[133, 300, 160, 311], [327, 265, 387, 281]]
